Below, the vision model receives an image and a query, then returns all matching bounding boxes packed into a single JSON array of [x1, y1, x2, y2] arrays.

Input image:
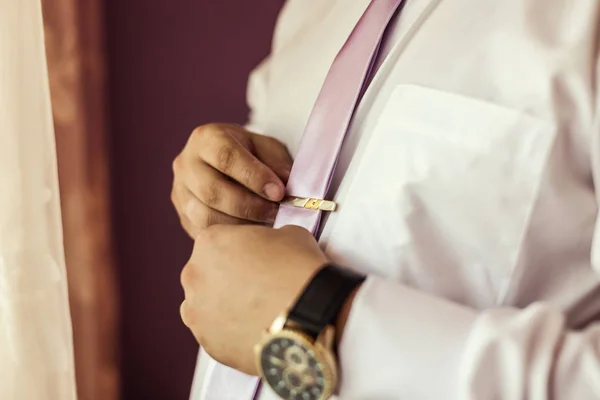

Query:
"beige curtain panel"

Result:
[[42, 0, 120, 398], [0, 0, 77, 398]]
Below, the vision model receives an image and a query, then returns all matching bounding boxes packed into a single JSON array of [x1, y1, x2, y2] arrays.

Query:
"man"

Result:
[[171, 0, 600, 399]]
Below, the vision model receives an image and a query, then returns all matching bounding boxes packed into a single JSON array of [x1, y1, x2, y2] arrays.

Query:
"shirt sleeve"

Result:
[[337, 276, 600, 399], [244, 0, 324, 134]]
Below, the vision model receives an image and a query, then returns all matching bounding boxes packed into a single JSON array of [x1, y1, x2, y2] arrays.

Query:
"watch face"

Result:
[[258, 331, 333, 400]]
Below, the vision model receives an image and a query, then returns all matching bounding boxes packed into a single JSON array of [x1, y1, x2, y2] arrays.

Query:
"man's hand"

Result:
[[179, 224, 328, 375], [171, 123, 293, 238]]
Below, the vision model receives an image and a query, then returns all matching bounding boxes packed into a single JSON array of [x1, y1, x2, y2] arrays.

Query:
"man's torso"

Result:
[[193, 1, 600, 398]]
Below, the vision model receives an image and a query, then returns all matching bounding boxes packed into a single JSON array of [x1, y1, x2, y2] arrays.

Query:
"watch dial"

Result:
[[260, 336, 329, 400]]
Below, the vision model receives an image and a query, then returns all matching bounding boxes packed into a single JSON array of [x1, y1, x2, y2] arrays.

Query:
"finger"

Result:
[[220, 125, 291, 180], [172, 184, 199, 238], [192, 125, 285, 201], [180, 300, 193, 328], [180, 213, 201, 239], [183, 162, 279, 223], [250, 134, 293, 182], [181, 187, 253, 228], [174, 179, 251, 228]]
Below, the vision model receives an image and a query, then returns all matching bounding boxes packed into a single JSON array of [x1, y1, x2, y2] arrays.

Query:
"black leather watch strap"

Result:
[[287, 264, 366, 339]]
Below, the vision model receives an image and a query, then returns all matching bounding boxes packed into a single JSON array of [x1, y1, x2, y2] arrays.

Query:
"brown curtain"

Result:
[[41, 1, 120, 400]]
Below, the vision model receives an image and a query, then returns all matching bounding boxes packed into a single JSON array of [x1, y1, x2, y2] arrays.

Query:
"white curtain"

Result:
[[0, 0, 77, 399]]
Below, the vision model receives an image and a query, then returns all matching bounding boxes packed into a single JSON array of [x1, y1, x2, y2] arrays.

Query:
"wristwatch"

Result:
[[254, 263, 366, 400]]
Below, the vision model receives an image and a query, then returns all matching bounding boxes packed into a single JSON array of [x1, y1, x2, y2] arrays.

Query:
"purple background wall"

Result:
[[103, 1, 284, 398]]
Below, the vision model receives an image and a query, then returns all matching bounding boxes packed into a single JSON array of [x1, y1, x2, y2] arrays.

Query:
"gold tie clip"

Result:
[[280, 196, 337, 212]]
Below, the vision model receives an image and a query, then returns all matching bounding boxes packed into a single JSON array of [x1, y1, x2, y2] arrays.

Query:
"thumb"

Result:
[[250, 134, 293, 183]]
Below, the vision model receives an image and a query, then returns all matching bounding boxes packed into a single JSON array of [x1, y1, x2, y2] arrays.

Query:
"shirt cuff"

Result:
[[337, 275, 477, 398]]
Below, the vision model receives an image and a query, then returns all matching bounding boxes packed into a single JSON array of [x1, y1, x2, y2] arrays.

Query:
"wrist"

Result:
[[255, 264, 364, 400]]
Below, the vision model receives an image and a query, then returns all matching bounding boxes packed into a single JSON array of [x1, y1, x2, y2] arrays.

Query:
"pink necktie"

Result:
[[201, 1, 404, 398]]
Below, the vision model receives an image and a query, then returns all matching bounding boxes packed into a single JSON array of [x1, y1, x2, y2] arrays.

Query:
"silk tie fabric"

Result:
[[201, 0, 404, 398]]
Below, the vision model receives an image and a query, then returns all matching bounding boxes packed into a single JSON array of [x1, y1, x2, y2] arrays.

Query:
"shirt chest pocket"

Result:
[[324, 84, 557, 307]]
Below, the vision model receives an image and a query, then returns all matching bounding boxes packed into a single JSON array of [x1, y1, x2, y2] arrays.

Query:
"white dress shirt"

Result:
[[192, 0, 600, 398]]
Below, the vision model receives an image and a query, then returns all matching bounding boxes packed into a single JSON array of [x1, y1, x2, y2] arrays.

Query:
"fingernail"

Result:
[[263, 183, 283, 201]]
